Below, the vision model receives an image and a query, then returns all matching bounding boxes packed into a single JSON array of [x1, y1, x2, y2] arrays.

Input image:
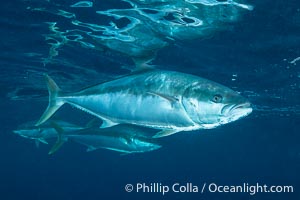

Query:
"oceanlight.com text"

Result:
[[124, 182, 294, 195], [207, 182, 294, 195]]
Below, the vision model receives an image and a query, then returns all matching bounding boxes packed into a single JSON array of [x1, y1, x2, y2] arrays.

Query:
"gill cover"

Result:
[[181, 82, 227, 127], [182, 84, 202, 124]]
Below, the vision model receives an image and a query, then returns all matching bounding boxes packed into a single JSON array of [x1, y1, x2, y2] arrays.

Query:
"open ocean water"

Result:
[[0, 0, 299, 200]]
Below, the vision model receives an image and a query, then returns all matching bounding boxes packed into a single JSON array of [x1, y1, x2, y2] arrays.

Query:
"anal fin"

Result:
[[153, 129, 180, 138]]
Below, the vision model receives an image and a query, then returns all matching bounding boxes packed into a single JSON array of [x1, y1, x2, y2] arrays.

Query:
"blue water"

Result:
[[1, 0, 299, 199]]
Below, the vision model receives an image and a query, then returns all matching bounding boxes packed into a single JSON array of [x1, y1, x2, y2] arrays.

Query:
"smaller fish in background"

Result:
[[13, 120, 161, 154], [49, 123, 161, 155], [13, 120, 85, 147]]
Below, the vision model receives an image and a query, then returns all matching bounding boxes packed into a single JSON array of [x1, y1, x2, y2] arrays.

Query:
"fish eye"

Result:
[[212, 94, 223, 103]]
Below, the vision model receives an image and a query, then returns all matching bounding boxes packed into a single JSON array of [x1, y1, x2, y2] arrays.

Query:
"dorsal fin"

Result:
[[132, 56, 156, 73]]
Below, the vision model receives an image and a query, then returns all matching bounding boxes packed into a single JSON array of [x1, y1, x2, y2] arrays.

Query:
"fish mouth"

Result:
[[221, 102, 252, 120], [231, 102, 252, 111], [228, 102, 252, 119]]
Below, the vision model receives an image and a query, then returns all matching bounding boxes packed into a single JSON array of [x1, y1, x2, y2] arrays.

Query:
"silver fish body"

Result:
[[14, 121, 161, 154], [67, 125, 161, 153], [69, 135, 161, 153], [64, 71, 198, 129], [13, 120, 84, 144], [36, 70, 252, 137]]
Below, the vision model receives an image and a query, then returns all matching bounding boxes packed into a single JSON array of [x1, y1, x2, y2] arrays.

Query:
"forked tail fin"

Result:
[[35, 75, 65, 126], [48, 121, 68, 155]]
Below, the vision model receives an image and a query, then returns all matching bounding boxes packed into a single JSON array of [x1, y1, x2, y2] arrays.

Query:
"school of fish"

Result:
[[14, 68, 252, 155]]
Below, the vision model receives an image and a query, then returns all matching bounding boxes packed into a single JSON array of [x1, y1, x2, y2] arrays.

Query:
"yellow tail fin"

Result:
[[35, 75, 65, 126]]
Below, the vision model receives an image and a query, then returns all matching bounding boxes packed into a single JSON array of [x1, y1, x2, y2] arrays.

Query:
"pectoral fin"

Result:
[[86, 146, 97, 152], [38, 138, 48, 145], [147, 92, 179, 104], [35, 140, 40, 148], [34, 138, 48, 149], [152, 129, 179, 138]]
